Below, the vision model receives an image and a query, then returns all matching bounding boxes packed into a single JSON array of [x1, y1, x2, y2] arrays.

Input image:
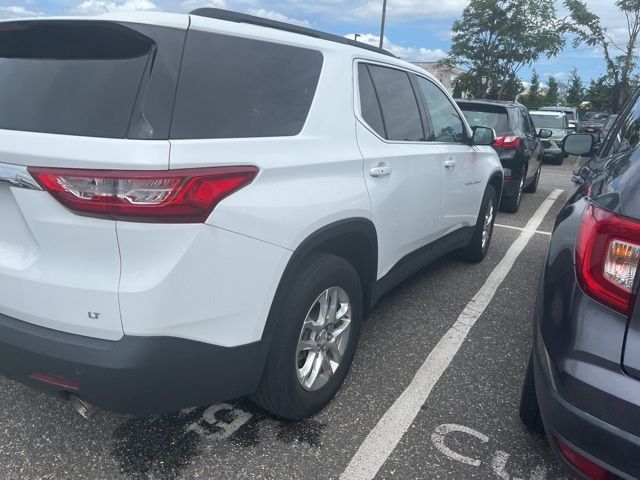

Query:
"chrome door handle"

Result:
[[369, 164, 392, 177], [444, 159, 457, 169]]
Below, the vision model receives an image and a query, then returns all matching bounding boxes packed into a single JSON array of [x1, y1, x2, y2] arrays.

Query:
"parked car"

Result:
[[520, 88, 640, 479], [530, 110, 571, 164], [457, 99, 547, 213], [581, 111, 610, 149], [540, 106, 582, 131], [0, 10, 503, 420], [581, 111, 610, 134]]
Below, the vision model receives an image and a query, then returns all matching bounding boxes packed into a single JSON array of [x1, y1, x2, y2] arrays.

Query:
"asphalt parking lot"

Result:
[[0, 159, 579, 480]]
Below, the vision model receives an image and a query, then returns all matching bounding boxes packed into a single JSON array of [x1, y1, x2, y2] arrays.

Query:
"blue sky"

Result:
[[0, 0, 626, 87]]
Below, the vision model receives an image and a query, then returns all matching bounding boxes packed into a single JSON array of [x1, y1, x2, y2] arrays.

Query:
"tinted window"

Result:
[[367, 65, 424, 141], [459, 104, 510, 134], [417, 78, 465, 143], [521, 110, 535, 136], [358, 64, 386, 137], [530, 114, 565, 129], [171, 31, 323, 139], [606, 98, 640, 156], [0, 21, 161, 138]]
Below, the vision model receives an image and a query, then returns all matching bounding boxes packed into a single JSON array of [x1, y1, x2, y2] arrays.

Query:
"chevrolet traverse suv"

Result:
[[0, 10, 502, 420]]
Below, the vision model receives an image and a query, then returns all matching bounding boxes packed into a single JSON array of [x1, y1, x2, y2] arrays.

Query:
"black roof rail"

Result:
[[189, 8, 397, 58]]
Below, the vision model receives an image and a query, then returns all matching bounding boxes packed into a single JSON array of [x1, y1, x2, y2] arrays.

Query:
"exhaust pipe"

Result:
[[69, 395, 97, 419]]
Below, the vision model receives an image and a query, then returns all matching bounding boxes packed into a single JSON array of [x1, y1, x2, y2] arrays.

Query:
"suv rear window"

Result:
[[170, 30, 323, 139], [458, 103, 510, 133], [0, 21, 161, 138]]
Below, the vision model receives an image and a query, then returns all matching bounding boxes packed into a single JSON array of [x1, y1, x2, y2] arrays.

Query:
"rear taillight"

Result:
[[28, 166, 258, 223], [492, 135, 521, 149], [557, 441, 613, 480], [576, 203, 640, 314]]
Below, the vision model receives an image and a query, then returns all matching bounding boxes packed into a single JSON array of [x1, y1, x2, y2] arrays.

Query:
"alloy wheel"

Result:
[[296, 287, 352, 391], [482, 199, 495, 250]]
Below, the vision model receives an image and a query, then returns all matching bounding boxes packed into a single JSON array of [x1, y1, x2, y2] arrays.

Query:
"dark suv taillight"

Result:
[[28, 166, 258, 223], [576, 203, 640, 315], [492, 135, 521, 149]]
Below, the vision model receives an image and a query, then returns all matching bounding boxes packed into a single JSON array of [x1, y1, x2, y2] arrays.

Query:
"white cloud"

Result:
[[246, 8, 310, 27], [544, 72, 569, 80], [348, 0, 470, 22], [74, 0, 156, 14], [179, 0, 227, 12], [347, 33, 448, 62], [0, 5, 43, 17]]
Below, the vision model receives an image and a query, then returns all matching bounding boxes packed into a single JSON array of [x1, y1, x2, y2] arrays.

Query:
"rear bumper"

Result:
[[0, 312, 269, 415], [533, 329, 640, 479]]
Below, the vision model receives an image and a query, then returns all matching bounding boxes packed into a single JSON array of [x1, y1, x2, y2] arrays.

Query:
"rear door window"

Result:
[[459, 104, 510, 134], [0, 21, 175, 139], [357, 64, 386, 138], [171, 30, 323, 139], [417, 77, 465, 143], [365, 64, 425, 142]]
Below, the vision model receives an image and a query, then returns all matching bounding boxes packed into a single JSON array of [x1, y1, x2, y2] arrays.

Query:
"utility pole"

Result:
[[379, 0, 387, 49]]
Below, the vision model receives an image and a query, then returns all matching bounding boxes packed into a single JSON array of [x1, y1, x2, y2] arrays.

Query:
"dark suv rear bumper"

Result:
[[0, 312, 269, 415], [533, 330, 640, 479]]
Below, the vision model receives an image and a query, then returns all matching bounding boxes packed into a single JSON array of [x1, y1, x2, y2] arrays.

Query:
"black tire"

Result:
[[519, 352, 545, 435], [501, 166, 526, 213], [524, 163, 541, 193], [459, 184, 497, 263], [251, 253, 363, 420]]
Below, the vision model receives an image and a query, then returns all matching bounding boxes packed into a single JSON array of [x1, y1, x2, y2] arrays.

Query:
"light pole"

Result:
[[379, 0, 387, 49], [354, 33, 361, 42]]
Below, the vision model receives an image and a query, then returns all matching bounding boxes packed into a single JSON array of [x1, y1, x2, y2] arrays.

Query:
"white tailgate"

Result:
[[0, 130, 170, 340]]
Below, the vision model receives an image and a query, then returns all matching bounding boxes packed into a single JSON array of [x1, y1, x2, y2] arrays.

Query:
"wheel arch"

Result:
[[488, 170, 504, 203], [261, 218, 379, 341]]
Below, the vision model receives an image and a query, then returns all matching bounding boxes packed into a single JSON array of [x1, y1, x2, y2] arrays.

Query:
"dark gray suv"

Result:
[[520, 90, 640, 479]]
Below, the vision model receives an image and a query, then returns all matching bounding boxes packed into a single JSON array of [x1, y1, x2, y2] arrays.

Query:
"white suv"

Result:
[[0, 9, 502, 420]]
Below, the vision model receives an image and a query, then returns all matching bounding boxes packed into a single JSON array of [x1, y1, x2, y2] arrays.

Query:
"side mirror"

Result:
[[538, 129, 553, 139], [562, 133, 594, 157], [472, 126, 495, 146]]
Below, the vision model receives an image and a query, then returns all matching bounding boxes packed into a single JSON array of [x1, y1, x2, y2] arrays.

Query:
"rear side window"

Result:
[[459, 103, 510, 134], [366, 65, 424, 142], [0, 21, 170, 139], [171, 31, 323, 139], [358, 64, 386, 137], [606, 97, 640, 157], [417, 77, 465, 143]]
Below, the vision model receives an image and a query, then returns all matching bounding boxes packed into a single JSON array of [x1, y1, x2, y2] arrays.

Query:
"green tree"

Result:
[[447, 0, 564, 99], [487, 73, 524, 101], [566, 68, 585, 106], [564, 0, 640, 112], [528, 69, 543, 108], [587, 76, 615, 111], [546, 76, 560, 106]]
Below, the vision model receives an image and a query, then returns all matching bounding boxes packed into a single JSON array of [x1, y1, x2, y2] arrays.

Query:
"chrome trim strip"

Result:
[[0, 162, 43, 191]]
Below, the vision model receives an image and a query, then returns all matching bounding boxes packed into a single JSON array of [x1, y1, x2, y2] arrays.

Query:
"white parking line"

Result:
[[494, 224, 551, 236], [340, 189, 564, 480]]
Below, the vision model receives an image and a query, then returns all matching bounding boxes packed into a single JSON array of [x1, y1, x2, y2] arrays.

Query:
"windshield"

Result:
[[530, 114, 564, 129], [459, 105, 510, 133], [583, 112, 608, 121], [543, 109, 575, 121]]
